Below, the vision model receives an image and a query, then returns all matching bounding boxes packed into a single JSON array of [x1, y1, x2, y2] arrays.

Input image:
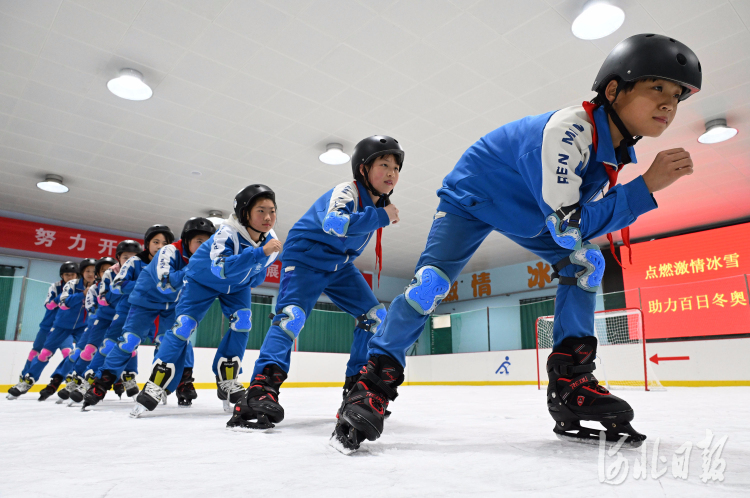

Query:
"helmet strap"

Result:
[[359, 164, 392, 207], [244, 220, 267, 244], [603, 85, 642, 165]]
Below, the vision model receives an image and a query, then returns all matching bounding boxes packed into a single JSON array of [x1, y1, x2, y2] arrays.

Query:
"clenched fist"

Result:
[[642, 148, 694, 193], [384, 204, 400, 224], [263, 238, 283, 256]]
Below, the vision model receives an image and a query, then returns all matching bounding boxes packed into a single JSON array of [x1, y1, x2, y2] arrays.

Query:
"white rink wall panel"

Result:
[[1, 338, 749, 388]]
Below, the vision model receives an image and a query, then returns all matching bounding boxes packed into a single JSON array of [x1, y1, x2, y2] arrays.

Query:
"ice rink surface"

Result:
[[1, 385, 748, 498]]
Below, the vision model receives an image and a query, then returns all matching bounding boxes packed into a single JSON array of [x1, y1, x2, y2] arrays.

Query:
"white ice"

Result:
[[1, 386, 748, 497]]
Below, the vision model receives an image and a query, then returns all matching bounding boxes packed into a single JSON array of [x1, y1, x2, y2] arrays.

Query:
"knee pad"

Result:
[[405, 266, 451, 315], [322, 211, 350, 237], [99, 338, 116, 357], [80, 344, 97, 361], [545, 211, 582, 250], [45, 301, 58, 310], [172, 315, 198, 341], [27, 350, 39, 362], [38, 349, 53, 362], [217, 356, 241, 381], [118, 332, 141, 354], [68, 348, 80, 362], [131, 350, 137, 357], [61, 347, 72, 358], [229, 308, 252, 332], [149, 359, 175, 388], [356, 304, 387, 334], [552, 244, 605, 293], [273, 305, 306, 340]]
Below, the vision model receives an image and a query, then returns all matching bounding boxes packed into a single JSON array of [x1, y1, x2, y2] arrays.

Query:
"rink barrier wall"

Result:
[[2, 337, 749, 389]]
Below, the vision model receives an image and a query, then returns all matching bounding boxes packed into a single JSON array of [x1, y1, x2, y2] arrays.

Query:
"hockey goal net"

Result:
[[535, 308, 664, 391]]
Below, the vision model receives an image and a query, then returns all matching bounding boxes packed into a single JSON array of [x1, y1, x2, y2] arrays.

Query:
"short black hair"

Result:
[[248, 192, 276, 211], [592, 77, 662, 106]]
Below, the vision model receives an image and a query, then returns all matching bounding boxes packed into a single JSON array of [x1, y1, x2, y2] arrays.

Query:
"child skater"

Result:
[[132, 185, 280, 416], [6, 262, 78, 399], [332, 34, 702, 452], [227, 136, 403, 431]]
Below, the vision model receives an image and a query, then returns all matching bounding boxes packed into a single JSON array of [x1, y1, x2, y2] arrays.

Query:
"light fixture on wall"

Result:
[[698, 118, 738, 144], [107, 68, 153, 101], [36, 174, 69, 194], [319, 143, 350, 165], [572, 1, 625, 40], [207, 210, 225, 225]]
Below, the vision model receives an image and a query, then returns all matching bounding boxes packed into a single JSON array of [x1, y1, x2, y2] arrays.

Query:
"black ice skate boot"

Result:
[[216, 356, 245, 413], [227, 364, 287, 430], [7, 375, 34, 400], [176, 367, 198, 407], [547, 336, 646, 447], [113, 378, 125, 399], [56, 374, 77, 402], [131, 360, 175, 418], [331, 355, 404, 453], [81, 371, 117, 410], [38, 374, 64, 401], [68, 374, 89, 403], [121, 371, 139, 397]]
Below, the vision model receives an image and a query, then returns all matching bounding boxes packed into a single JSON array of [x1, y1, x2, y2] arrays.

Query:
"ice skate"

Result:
[[112, 379, 125, 399], [56, 375, 78, 403], [176, 368, 197, 407], [547, 336, 646, 447], [130, 360, 174, 417], [121, 372, 139, 398], [69, 373, 93, 403], [329, 355, 403, 454], [216, 357, 244, 413], [81, 371, 117, 410], [227, 364, 286, 431], [38, 374, 64, 402], [7, 376, 34, 400]]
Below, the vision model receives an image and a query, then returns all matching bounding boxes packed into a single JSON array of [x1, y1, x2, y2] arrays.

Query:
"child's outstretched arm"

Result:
[[319, 184, 391, 237]]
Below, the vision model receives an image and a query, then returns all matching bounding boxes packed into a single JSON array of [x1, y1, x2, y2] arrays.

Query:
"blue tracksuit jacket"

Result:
[[95, 265, 123, 321], [54, 279, 89, 330], [129, 241, 189, 310], [281, 180, 391, 272]]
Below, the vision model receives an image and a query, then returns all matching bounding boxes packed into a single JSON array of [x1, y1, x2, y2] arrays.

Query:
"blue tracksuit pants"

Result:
[[368, 209, 596, 367], [86, 311, 137, 377], [253, 263, 379, 379], [21, 327, 73, 377], [70, 317, 113, 377], [155, 277, 251, 379], [27, 326, 84, 382], [99, 304, 178, 387]]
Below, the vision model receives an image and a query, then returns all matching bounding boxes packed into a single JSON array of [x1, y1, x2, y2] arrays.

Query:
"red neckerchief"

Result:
[[582, 101, 632, 267], [354, 180, 383, 287]]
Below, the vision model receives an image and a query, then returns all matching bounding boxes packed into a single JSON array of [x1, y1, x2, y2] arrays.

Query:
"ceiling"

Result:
[[0, 0, 748, 278]]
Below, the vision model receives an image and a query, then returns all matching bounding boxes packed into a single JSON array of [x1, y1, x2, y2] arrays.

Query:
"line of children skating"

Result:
[[7, 35, 701, 454]]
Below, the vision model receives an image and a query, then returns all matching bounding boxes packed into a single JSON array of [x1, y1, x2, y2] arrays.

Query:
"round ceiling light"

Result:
[[698, 118, 738, 144], [37, 174, 69, 194], [319, 143, 350, 165], [572, 2, 625, 40], [207, 210, 225, 226], [107, 68, 153, 101]]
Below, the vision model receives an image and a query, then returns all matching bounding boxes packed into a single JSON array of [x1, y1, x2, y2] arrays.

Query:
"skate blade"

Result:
[[6, 394, 19, 400], [67, 400, 80, 407], [81, 404, 93, 412], [222, 399, 232, 413], [55, 398, 65, 404], [129, 403, 148, 418], [328, 433, 357, 455]]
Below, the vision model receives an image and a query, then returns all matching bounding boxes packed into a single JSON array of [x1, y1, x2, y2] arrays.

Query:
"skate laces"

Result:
[[143, 381, 164, 402], [218, 378, 244, 394]]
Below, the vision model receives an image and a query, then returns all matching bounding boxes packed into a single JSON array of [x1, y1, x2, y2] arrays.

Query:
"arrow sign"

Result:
[[650, 354, 690, 365]]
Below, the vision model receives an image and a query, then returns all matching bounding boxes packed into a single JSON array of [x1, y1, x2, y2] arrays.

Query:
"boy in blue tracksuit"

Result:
[[227, 136, 403, 431], [134, 185, 279, 416], [55, 257, 115, 403], [29, 258, 97, 401], [80, 225, 173, 407], [73, 241, 140, 402], [6, 262, 78, 400], [332, 34, 703, 451], [82, 218, 215, 409]]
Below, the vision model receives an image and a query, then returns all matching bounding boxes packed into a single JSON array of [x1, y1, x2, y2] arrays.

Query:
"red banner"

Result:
[[0, 216, 143, 259], [262, 260, 373, 289], [623, 222, 750, 339]]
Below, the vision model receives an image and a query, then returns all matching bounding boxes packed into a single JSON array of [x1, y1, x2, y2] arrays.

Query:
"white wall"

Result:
[[2, 337, 748, 389]]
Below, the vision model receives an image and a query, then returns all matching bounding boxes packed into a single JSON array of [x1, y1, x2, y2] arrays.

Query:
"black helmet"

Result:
[[79, 258, 97, 275], [95, 257, 116, 276], [59, 261, 78, 278], [144, 224, 175, 247], [234, 184, 276, 228], [593, 34, 702, 101], [181, 217, 217, 258], [351, 135, 404, 204], [116, 240, 142, 261]]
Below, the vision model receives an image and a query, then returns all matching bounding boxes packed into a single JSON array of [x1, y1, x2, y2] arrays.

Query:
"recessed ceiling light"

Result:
[[698, 118, 738, 144], [107, 68, 153, 101], [207, 210, 225, 225], [319, 143, 350, 165], [37, 174, 69, 194], [572, 2, 625, 40]]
